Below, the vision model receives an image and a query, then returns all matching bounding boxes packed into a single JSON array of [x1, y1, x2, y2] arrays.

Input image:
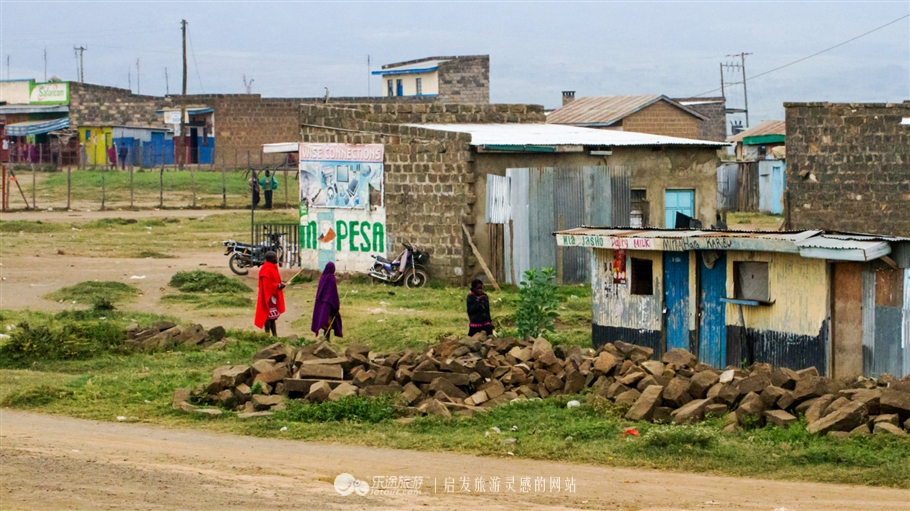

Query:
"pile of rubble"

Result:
[[125, 321, 228, 351], [174, 334, 910, 436]]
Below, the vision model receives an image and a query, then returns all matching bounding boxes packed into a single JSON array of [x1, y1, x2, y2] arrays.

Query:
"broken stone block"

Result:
[[662, 377, 693, 408], [411, 371, 470, 386], [850, 388, 883, 415], [328, 382, 359, 402], [823, 397, 851, 417], [233, 383, 252, 403], [764, 409, 797, 429], [736, 392, 766, 426], [603, 382, 630, 399], [312, 342, 339, 359], [563, 370, 586, 395], [253, 365, 290, 385], [661, 348, 697, 368], [217, 389, 237, 409], [593, 352, 618, 374], [760, 386, 788, 408], [671, 398, 714, 424], [429, 377, 468, 400], [531, 337, 553, 359], [172, 388, 191, 409], [770, 367, 800, 390], [804, 395, 838, 424], [807, 401, 868, 435], [872, 414, 900, 427], [614, 389, 642, 406], [796, 367, 819, 379], [508, 346, 532, 362], [478, 379, 505, 400], [625, 385, 664, 422], [251, 394, 284, 411], [619, 370, 646, 386], [628, 345, 654, 363], [712, 383, 742, 406], [705, 403, 729, 418], [873, 422, 908, 437], [353, 369, 377, 388], [396, 382, 423, 406], [297, 364, 343, 380], [543, 374, 564, 393], [718, 369, 736, 384], [220, 365, 251, 388], [880, 389, 910, 419], [689, 371, 720, 398], [791, 376, 828, 403], [735, 373, 771, 395], [652, 406, 673, 423], [636, 374, 660, 393], [422, 398, 452, 419], [850, 424, 872, 437], [640, 360, 665, 377], [251, 359, 276, 375], [253, 342, 288, 362], [468, 390, 489, 406], [306, 381, 332, 403]]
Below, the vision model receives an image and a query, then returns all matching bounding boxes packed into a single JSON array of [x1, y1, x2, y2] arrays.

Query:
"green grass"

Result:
[[160, 293, 253, 309], [727, 212, 784, 229], [0, 220, 66, 233], [45, 281, 140, 305], [168, 270, 252, 294]]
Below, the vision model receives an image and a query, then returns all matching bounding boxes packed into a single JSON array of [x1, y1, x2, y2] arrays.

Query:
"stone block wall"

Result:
[[785, 102, 910, 236], [299, 104, 476, 281], [437, 56, 490, 104], [621, 100, 701, 139], [673, 97, 727, 142], [69, 83, 171, 127]]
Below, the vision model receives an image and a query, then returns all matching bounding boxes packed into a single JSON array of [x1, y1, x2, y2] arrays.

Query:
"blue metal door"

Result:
[[665, 189, 695, 228], [771, 164, 784, 215], [698, 252, 727, 367], [664, 251, 690, 351]]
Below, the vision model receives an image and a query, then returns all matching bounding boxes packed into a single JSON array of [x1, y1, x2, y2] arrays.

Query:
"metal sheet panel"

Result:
[[903, 269, 910, 377], [862, 270, 876, 377], [506, 168, 530, 285], [555, 167, 587, 284], [664, 251, 690, 351], [717, 163, 739, 212], [485, 174, 511, 224], [611, 166, 631, 227], [699, 252, 728, 368], [529, 167, 557, 274]]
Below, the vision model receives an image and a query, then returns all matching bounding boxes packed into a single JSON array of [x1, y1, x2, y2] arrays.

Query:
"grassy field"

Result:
[[1, 320, 907, 489], [8, 168, 299, 210]]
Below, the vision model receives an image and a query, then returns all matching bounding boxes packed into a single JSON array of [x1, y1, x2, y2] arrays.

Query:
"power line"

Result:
[[691, 13, 910, 97], [187, 25, 205, 93]]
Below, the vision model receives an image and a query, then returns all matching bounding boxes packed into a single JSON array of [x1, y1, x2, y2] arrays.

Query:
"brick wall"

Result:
[[621, 101, 700, 139], [437, 56, 490, 104], [785, 102, 910, 236], [69, 83, 171, 127], [673, 97, 727, 141], [299, 104, 476, 280]]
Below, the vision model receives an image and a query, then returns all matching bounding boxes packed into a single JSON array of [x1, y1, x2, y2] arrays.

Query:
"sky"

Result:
[[1, 1, 908, 125]]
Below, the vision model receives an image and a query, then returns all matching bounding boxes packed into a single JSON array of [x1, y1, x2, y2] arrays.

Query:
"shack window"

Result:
[[631, 189, 649, 228], [387, 79, 393, 97], [630, 258, 653, 295], [416, 77, 423, 95], [734, 261, 769, 302]]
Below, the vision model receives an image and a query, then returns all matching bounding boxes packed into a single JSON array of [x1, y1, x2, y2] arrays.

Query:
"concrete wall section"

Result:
[[785, 101, 910, 236], [621, 101, 700, 140]]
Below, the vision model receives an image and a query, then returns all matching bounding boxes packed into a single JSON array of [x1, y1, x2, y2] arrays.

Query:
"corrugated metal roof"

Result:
[[0, 104, 69, 114], [547, 95, 707, 126], [6, 117, 70, 136], [412, 123, 729, 148], [372, 59, 448, 75], [727, 120, 786, 143]]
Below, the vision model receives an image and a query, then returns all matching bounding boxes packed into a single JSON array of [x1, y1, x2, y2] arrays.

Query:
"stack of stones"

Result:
[[125, 322, 227, 351], [175, 334, 910, 435]]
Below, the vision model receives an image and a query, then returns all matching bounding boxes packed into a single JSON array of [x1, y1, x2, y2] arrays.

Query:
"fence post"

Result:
[[191, 166, 196, 208], [101, 168, 106, 211], [221, 157, 226, 209], [31, 164, 36, 210], [284, 168, 289, 209], [2, 164, 6, 212], [130, 164, 134, 209], [159, 167, 164, 208], [67, 166, 71, 210]]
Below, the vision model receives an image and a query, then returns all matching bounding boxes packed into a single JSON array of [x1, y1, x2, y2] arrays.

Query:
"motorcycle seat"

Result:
[[374, 256, 398, 265]]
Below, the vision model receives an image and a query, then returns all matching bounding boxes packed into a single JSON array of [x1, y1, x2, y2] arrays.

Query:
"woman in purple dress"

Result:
[[311, 262, 343, 340]]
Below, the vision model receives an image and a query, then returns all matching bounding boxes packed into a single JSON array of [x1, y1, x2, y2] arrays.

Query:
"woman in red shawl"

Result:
[[254, 251, 285, 336], [311, 262, 342, 339]]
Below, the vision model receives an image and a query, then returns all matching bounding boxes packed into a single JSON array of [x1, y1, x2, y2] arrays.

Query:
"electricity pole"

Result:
[[367, 55, 371, 97], [137, 58, 140, 94], [44, 48, 47, 81], [73, 46, 87, 83], [179, 19, 187, 170], [165, 68, 169, 95], [725, 52, 752, 127]]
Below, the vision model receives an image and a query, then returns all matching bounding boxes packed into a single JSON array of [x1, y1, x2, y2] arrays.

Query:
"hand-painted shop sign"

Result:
[[557, 233, 799, 253], [301, 220, 385, 252], [300, 143, 383, 163], [299, 143, 384, 210], [29, 82, 69, 105]]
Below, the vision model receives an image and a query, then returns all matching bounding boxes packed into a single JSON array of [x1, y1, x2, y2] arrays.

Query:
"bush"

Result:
[[279, 395, 396, 423], [643, 425, 719, 449], [515, 268, 559, 339], [45, 281, 139, 305], [1, 385, 74, 407], [168, 270, 252, 294], [0, 320, 126, 366]]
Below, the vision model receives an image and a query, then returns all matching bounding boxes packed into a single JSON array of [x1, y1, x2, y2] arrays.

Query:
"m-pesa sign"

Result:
[[29, 82, 69, 105]]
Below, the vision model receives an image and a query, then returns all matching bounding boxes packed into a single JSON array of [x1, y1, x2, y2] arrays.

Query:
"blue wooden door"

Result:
[[665, 189, 695, 228], [664, 251, 690, 352], [771, 164, 784, 215], [698, 252, 727, 367]]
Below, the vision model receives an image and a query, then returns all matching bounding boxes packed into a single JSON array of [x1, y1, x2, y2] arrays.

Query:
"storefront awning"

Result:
[[5, 117, 70, 136]]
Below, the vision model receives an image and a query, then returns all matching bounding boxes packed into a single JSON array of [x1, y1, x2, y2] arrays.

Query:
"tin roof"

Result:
[[553, 227, 910, 262], [547, 95, 707, 126], [413, 123, 729, 148], [727, 120, 786, 143]]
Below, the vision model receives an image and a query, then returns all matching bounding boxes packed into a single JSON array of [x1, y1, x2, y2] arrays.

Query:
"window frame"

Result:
[[630, 257, 654, 296]]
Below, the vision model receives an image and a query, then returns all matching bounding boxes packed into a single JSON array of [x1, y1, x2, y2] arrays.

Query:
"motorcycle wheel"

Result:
[[229, 253, 250, 276], [404, 267, 428, 288]]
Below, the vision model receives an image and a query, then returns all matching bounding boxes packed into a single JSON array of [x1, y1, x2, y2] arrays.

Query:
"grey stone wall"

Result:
[[785, 101, 910, 236], [437, 56, 490, 104], [673, 97, 727, 142], [69, 83, 171, 127]]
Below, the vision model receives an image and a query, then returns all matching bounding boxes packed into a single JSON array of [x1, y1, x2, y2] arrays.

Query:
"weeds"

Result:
[[0, 319, 126, 366], [642, 424, 719, 449], [1, 385, 74, 407], [161, 293, 252, 309], [0, 220, 65, 233], [278, 395, 396, 423], [167, 270, 252, 294], [45, 281, 139, 305], [136, 250, 175, 259]]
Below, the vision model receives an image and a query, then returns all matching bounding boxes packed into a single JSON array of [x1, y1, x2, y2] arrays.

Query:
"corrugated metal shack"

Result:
[[555, 227, 910, 378]]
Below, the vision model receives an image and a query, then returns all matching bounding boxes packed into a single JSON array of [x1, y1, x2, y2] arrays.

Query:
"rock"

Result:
[[203, 340, 226, 351], [804, 395, 838, 424], [253, 365, 290, 385], [251, 394, 284, 411], [306, 381, 332, 403], [297, 364, 343, 380], [722, 422, 740, 434], [880, 389, 910, 419], [328, 382, 359, 401], [652, 406, 674, 423], [604, 382, 630, 399], [411, 371, 470, 386], [760, 386, 788, 408], [619, 370, 646, 386], [217, 389, 237, 408], [531, 337, 552, 359], [467, 390, 489, 406], [233, 384, 252, 403], [237, 411, 274, 419], [764, 409, 797, 429], [823, 397, 852, 417], [671, 398, 714, 424], [635, 374, 660, 393], [718, 369, 737, 384], [194, 408, 223, 416], [770, 367, 800, 390], [735, 373, 771, 395], [873, 414, 900, 427], [807, 401, 868, 435], [563, 370, 586, 395], [478, 379, 505, 400], [251, 359, 276, 375], [537, 349, 559, 366], [220, 365, 251, 387], [628, 345, 654, 363], [709, 383, 742, 406], [797, 367, 820, 379], [776, 390, 797, 411], [662, 377, 693, 408], [625, 385, 664, 422], [150, 321, 177, 332], [873, 422, 908, 437], [593, 352, 618, 373], [850, 388, 883, 415], [353, 369, 377, 388], [177, 324, 208, 346], [661, 348, 697, 368], [253, 342, 288, 362], [689, 371, 720, 398], [428, 377, 468, 400], [641, 360, 665, 377], [791, 376, 828, 403], [614, 389, 642, 406], [396, 383, 423, 406], [423, 399, 452, 419], [544, 375, 564, 393], [312, 342, 339, 359], [705, 403, 729, 417], [850, 424, 872, 437], [736, 392, 766, 426], [508, 346, 533, 362], [172, 388, 191, 409]]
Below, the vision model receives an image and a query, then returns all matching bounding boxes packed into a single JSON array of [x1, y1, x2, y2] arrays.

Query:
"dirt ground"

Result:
[[3, 410, 908, 511]]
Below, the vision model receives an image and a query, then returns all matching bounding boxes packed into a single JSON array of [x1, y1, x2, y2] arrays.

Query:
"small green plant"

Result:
[[278, 395, 396, 423], [167, 270, 252, 294], [91, 296, 117, 312], [515, 267, 559, 339], [45, 281, 139, 305], [643, 425, 719, 449], [250, 382, 265, 395]]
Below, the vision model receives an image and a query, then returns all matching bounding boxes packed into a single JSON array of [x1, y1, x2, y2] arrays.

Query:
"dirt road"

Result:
[[2, 410, 907, 511]]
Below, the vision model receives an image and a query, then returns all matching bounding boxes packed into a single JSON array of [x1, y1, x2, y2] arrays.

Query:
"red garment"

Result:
[[254, 262, 285, 328]]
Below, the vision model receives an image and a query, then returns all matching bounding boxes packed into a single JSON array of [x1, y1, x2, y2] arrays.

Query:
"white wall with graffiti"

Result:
[[298, 143, 386, 273]]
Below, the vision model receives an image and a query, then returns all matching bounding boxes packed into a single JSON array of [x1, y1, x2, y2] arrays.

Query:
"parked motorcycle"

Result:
[[368, 243, 430, 288], [223, 233, 284, 276]]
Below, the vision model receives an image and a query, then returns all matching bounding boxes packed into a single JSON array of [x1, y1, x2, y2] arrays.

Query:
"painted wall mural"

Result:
[[298, 143, 386, 273]]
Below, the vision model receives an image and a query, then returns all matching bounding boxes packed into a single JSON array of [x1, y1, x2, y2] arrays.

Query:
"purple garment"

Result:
[[311, 262, 343, 337]]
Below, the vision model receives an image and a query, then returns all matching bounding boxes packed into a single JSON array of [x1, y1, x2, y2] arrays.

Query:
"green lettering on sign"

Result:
[[335, 220, 349, 251], [372, 223, 385, 254], [349, 221, 360, 252], [359, 222, 372, 252]]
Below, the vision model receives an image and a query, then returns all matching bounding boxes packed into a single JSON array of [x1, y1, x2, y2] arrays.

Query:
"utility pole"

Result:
[[128, 69, 132, 91], [719, 62, 725, 98], [179, 19, 187, 171], [44, 48, 47, 81], [6, 55, 9, 80], [165, 67, 169, 95], [724, 52, 752, 128], [73, 46, 87, 83], [137, 58, 140, 94], [367, 54, 371, 97]]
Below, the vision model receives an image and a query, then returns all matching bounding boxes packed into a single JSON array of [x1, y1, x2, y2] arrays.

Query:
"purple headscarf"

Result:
[[311, 262, 343, 337]]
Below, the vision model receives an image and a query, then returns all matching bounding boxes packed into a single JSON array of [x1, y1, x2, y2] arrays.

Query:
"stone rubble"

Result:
[[173, 336, 910, 435]]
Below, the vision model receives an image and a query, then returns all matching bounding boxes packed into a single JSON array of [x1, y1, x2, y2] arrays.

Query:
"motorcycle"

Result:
[[368, 243, 430, 288], [222, 233, 284, 276]]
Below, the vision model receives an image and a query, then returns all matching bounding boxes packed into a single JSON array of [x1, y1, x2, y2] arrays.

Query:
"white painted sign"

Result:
[[29, 82, 69, 104]]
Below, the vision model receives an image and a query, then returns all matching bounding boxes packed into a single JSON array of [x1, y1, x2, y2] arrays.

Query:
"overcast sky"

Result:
[[2, 1, 908, 125]]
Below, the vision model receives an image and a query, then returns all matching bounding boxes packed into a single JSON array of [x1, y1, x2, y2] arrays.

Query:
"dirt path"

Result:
[[2, 410, 907, 511]]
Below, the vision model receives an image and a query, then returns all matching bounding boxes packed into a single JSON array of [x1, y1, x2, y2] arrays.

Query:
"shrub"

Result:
[[168, 270, 252, 294], [643, 425, 718, 449], [279, 395, 396, 423], [0, 320, 126, 366], [1, 385, 74, 407], [515, 268, 559, 339], [45, 281, 139, 305]]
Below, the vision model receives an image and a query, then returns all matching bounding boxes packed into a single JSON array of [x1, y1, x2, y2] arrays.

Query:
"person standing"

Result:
[[118, 142, 129, 170], [107, 143, 117, 170], [254, 251, 286, 336], [260, 170, 278, 210], [311, 262, 343, 340], [466, 279, 494, 337]]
